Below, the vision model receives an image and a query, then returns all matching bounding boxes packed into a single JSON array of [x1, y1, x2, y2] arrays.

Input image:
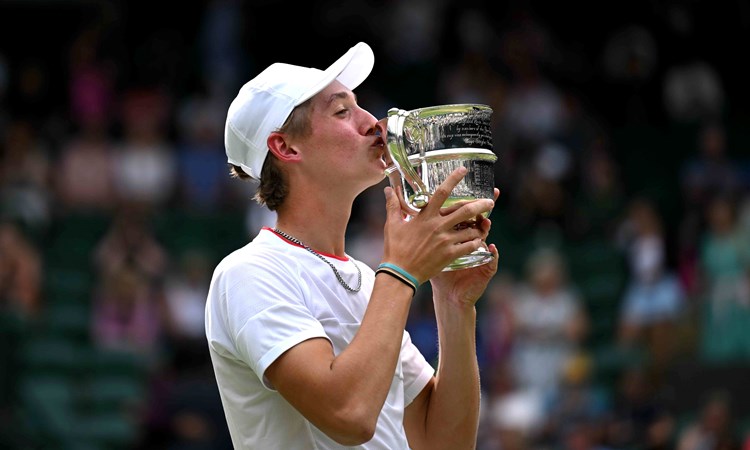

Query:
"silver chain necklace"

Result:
[[272, 228, 362, 293]]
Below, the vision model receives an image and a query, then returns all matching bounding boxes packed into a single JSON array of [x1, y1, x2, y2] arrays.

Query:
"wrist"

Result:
[[375, 270, 417, 297], [433, 290, 480, 315], [376, 263, 420, 295]]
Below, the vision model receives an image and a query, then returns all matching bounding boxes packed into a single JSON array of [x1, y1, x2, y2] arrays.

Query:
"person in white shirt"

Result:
[[205, 41, 499, 449]]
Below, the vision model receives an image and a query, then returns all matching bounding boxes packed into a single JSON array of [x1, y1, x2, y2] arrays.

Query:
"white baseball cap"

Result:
[[225, 42, 375, 180]]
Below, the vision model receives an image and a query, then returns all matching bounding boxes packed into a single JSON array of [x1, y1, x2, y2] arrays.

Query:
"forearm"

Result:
[[422, 295, 481, 449], [330, 275, 413, 413]]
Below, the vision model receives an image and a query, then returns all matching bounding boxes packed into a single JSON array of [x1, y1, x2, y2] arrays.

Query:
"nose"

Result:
[[367, 118, 387, 137], [365, 116, 387, 138], [376, 118, 387, 137]]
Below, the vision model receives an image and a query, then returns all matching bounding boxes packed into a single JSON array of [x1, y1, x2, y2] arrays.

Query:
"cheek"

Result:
[[318, 132, 358, 159]]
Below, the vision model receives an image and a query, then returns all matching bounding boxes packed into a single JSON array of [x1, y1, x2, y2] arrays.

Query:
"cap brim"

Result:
[[295, 42, 374, 106]]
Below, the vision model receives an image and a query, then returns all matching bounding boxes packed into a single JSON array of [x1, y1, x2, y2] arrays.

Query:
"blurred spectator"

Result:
[[539, 351, 611, 448], [561, 421, 618, 450], [615, 197, 687, 370], [680, 122, 743, 215], [510, 247, 589, 399], [112, 87, 177, 212], [0, 119, 52, 231], [0, 221, 42, 318], [162, 248, 212, 371], [174, 92, 232, 213], [572, 140, 627, 240], [54, 117, 118, 215], [67, 26, 116, 132], [646, 413, 678, 450], [512, 141, 577, 238], [602, 25, 658, 85], [677, 209, 703, 301], [698, 195, 750, 363], [478, 273, 517, 379], [600, 24, 659, 124], [677, 391, 740, 450], [57, 25, 119, 216], [436, 45, 507, 108], [663, 60, 725, 124], [92, 207, 169, 284], [7, 58, 52, 129], [197, 0, 247, 102], [377, 0, 444, 107], [497, 9, 566, 152], [502, 61, 566, 148], [158, 369, 234, 450], [90, 264, 165, 364], [603, 366, 673, 449], [484, 370, 546, 450]]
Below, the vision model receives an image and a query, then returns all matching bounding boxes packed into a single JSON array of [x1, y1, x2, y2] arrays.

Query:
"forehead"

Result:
[[310, 80, 355, 108]]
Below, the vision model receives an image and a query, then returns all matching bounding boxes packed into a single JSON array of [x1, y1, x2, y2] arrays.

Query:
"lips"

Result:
[[370, 136, 387, 167]]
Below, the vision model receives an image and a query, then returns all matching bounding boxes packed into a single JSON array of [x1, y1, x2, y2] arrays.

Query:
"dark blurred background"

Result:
[[1, 1, 750, 449]]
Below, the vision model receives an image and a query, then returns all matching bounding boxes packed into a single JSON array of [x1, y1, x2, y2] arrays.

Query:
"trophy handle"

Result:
[[386, 108, 430, 211]]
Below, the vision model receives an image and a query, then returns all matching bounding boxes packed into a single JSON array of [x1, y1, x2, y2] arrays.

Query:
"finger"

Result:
[[444, 199, 495, 228], [387, 173, 417, 217], [439, 200, 473, 216], [383, 186, 403, 224], [451, 227, 486, 244], [486, 243, 500, 272], [449, 238, 487, 260], [476, 217, 492, 239], [441, 188, 499, 217], [421, 166, 468, 215]]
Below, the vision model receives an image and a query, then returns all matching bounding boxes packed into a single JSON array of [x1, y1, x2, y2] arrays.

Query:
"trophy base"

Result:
[[442, 246, 494, 271]]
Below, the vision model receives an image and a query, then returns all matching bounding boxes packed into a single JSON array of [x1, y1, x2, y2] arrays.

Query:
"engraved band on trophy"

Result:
[[384, 104, 497, 271]]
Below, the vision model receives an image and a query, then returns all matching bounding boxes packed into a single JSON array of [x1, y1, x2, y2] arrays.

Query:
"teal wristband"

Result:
[[377, 263, 420, 289]]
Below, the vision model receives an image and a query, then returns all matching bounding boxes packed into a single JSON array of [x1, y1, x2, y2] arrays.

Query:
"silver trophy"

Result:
[[384, 104, 497, 271]]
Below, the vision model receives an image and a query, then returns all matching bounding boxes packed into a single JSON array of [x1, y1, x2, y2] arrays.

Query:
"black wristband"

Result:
[[376, 268, 418, 296]]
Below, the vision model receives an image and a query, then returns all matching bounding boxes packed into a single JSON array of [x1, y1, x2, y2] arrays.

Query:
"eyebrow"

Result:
[[326, 91, 357, 106]]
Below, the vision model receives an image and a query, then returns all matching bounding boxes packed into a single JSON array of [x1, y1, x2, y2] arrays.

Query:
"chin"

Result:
[[357, 169, 386, 191]]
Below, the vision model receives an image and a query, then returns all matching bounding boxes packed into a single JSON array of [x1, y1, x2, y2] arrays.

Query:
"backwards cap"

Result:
[[224, 42, 375, 180]]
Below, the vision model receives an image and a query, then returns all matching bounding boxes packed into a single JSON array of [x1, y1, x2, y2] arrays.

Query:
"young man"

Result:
[[205, 41, 499, 449]]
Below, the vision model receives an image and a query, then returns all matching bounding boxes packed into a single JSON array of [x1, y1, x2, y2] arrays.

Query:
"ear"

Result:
[[267, 132, 301, 163]]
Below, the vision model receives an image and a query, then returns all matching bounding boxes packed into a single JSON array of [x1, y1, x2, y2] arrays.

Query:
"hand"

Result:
[[381, 167, 495, 284], [430, 188, 500, 307], [431, 243, 499, 307]]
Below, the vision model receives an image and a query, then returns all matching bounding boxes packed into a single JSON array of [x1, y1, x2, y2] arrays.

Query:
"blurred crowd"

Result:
[[2, 1, 750, 449]]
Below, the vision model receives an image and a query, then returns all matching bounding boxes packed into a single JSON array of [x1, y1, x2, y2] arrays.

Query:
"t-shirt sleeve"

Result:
[[400, 330, 435, 406], [222, 260, 330, 390]]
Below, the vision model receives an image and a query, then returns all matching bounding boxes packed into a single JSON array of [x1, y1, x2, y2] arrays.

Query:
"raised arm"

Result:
[[265, 168, 495, 445], [404, 188, 500, 450]]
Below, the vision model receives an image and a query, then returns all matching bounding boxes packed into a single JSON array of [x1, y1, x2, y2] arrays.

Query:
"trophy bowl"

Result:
[[384, 104, 497, 271]]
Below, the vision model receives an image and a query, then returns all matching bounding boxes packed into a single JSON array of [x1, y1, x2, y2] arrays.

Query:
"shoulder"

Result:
[[211, 230, 303, 289]]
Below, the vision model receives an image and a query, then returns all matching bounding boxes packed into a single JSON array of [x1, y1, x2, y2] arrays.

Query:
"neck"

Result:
[[274, 187, 356, 258]]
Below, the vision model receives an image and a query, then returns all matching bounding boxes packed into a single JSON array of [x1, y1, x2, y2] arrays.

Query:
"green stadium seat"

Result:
[[79, 374, 145, 414]]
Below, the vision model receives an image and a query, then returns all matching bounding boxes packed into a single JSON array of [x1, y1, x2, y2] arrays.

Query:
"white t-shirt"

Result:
[[205, 227, 435, 449]]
